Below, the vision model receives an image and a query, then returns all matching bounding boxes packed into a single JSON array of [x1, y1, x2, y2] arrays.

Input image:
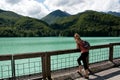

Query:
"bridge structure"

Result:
[[0, 42, 120, 80]]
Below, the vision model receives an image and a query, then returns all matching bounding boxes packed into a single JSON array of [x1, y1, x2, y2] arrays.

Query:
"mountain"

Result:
[[0, 9, 120, 37], [51, 10, 120, 36], [0, 9, 21, 18], [0, 9, 23, 27], [0, 9, 55, 37], [41, 9, 71, 24], [107, 11, 120, 17]]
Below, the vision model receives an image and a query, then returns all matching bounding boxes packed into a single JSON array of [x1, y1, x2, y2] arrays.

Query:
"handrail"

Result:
[[13, 52, 45, 60], [0, 54, 12, 61]]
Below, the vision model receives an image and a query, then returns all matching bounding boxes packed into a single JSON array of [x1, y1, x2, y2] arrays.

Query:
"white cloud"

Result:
[[0, 0, 120, 19], [44, 0, 85, 13], [0, 0, 49, 19], [44, 0, 120, 14], [5, 0, 21, 4]]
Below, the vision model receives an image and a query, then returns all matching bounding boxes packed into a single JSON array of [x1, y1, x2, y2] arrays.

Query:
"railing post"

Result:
[[42, 55, 47, 80], [11, 55, 16, 80], [109, 43, 113, 62], [45, 54, 52, 80], [42, 54, 51, 80]]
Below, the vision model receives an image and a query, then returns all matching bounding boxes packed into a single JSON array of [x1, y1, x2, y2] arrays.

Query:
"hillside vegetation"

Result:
[[0, 9, 55, 37], [51, 10, 120, 36], [0, 9, 120, 37]]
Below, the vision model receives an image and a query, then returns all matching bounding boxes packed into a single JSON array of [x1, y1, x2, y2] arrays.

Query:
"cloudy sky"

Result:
[[0, 0, 120, 19]]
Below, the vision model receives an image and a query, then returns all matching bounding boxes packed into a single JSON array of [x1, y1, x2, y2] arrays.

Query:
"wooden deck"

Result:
[[52, 59, 120, 80]]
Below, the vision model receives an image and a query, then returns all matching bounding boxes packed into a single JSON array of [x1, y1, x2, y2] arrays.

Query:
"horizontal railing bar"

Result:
[[13, 52, 45, 60], [46, 49, 79, 56], [90, 44, 110, 49], [110, 42, 120, 45], [0, 55, 12, 61]]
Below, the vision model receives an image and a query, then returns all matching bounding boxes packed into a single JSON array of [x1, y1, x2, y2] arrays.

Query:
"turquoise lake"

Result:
[[0, 37, 120, 55]]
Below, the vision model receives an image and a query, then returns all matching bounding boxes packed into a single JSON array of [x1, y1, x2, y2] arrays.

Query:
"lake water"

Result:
[[0, 37, 120, 79], [0, 37, 120, 55]]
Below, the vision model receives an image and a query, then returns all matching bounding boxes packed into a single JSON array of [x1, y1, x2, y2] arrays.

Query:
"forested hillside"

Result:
[[0, 9, 55, 37], [0, 9, 120, 37], [51, 10, 120, 36]]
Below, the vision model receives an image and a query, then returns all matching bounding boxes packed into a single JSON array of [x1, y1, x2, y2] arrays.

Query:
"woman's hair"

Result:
[[74, 33, 81, 40]]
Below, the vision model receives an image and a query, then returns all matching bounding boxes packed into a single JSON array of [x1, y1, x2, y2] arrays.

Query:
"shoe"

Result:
[[84, 76, 89, 79]]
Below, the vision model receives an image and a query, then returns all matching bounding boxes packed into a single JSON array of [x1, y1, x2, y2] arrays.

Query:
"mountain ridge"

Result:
[[41, 9, 71, 24], [0, 9, 120, 37], [107, 11, 120, 17], [50, 10, 120, 36], [0, 9, 55, 37]]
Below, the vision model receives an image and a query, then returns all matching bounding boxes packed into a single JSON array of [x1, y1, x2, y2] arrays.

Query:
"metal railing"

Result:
[[0, 42, 120, 80]]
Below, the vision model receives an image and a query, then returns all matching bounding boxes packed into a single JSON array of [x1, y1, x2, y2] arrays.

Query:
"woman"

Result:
[[74, 33, 89, 79]]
